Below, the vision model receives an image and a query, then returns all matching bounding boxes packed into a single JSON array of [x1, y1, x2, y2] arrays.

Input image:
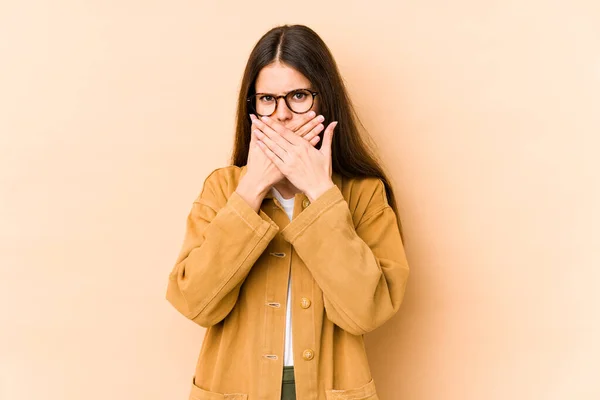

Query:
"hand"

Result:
[[252, 115, 338, 202], [287, 110, 326, 142], [240, 113, 324, 194]]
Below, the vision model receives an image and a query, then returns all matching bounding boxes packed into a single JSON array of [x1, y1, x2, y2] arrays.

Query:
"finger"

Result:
[[309, 135, 321, 146], [250, 113, 263, 141], [289, 110, 317, 132], [253, 128, 287, 160], [260, 116, 303, 146], [253, 117, 295, 150], [296, 114, 324, 138], [302, 122, 325, 142], [249, 117, 261, 146], [257, 139, 286, 170], [320, 121, 338, 157], [249, 126, 257, 147]]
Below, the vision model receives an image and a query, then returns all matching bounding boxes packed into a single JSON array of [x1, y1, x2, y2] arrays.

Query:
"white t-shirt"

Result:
[[270, 187, 295, 366]]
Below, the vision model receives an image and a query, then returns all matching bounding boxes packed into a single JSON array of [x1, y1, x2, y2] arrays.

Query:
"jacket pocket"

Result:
[[325, 378, 379, 400], [189, 376, 248, 400]]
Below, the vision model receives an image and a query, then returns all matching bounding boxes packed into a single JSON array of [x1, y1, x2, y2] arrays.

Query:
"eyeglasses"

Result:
[[246, 88, 319, 117]]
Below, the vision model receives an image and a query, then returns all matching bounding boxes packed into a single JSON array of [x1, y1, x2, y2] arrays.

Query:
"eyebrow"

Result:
[[254, 88, 312, 95]]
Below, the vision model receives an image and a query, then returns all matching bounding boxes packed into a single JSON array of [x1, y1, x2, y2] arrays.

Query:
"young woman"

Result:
[[166, 24, 410, 400]]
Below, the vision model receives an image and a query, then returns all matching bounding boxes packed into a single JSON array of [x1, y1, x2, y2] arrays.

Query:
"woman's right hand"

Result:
[[235, 112, 324, 211]]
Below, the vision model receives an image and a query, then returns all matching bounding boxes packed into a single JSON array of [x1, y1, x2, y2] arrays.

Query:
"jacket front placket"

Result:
[[256, 195, 292, 399], [257, 192, 319, 400]]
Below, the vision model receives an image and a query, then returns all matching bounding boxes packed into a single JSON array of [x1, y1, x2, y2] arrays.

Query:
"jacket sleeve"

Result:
[[166, 170, 279, 327], [280, 179, 409, 336]]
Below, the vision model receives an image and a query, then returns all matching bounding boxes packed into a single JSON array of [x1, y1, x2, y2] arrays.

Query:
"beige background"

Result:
[[1, 1, 599, 399]]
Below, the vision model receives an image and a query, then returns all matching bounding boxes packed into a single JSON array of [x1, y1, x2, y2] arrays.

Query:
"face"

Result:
[[253, 62, 319, 129]]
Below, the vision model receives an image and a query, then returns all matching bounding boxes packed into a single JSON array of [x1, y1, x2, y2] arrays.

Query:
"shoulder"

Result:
[[194, 165, 244, 206], [337, 175, 391, 225], [338, 175, 389, 207]]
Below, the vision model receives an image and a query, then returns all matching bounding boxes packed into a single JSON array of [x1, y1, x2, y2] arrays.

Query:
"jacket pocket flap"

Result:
[[326, 378, 378, 400], [190, 376, 248, 400]]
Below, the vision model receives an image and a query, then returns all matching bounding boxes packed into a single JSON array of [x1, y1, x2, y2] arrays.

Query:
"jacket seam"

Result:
[[356, 205, 390, 230], [194, 199, 218, 215], [324, 290, 369, 335], [230, 199, 264, 233]]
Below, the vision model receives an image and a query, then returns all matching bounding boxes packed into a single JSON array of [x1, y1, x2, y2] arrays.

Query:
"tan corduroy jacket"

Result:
[[166, 164, 410, 400]]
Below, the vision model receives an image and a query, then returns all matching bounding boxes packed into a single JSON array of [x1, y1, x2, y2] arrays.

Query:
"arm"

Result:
[[280, 179, 409, 335], [166, 169, 279, 327]]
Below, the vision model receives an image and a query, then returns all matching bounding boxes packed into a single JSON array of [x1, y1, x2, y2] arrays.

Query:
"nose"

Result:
[[273, 97, 293, 123]]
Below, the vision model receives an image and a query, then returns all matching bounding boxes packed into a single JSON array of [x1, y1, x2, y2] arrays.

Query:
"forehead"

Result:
[[255, 62, 312, 94]]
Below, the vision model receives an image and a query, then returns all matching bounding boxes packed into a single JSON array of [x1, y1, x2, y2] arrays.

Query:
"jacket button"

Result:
[[302, 198, 310, 208], [300, 297, 311, 309], [302, 349, 314, 361]]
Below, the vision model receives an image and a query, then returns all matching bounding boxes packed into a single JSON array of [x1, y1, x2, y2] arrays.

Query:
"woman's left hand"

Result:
[[252, 115, 338, 202]]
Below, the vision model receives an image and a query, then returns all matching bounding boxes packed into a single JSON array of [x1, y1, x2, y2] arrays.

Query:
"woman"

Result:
[[166, 24, 410, 400]]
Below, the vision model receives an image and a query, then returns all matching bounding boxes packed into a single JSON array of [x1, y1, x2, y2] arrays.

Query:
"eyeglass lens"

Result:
[[253, 89, 314, 116]]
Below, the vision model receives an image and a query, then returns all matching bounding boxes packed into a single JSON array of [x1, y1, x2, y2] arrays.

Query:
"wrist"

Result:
[[236, 175, 269, 212], [238, 174, 269, 197], [306, 180, 335, 203]]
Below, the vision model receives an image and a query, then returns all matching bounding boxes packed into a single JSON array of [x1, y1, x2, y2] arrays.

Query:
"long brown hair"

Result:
[[230, 24, 403, 238]]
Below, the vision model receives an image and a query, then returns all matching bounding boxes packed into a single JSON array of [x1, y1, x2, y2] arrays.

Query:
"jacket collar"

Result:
[[239, 165, 342, 199]]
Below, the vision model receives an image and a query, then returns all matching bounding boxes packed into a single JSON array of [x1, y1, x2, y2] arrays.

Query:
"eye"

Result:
[[292, 92, 307, 100], [258, 95, 274, 102]]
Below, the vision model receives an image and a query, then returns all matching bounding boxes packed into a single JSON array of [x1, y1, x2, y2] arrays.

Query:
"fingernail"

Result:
[[249, 114, 256, 120], [317, 115, 324, 122], [261, 116, 269, 122], [308, 111, 316, 118]]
